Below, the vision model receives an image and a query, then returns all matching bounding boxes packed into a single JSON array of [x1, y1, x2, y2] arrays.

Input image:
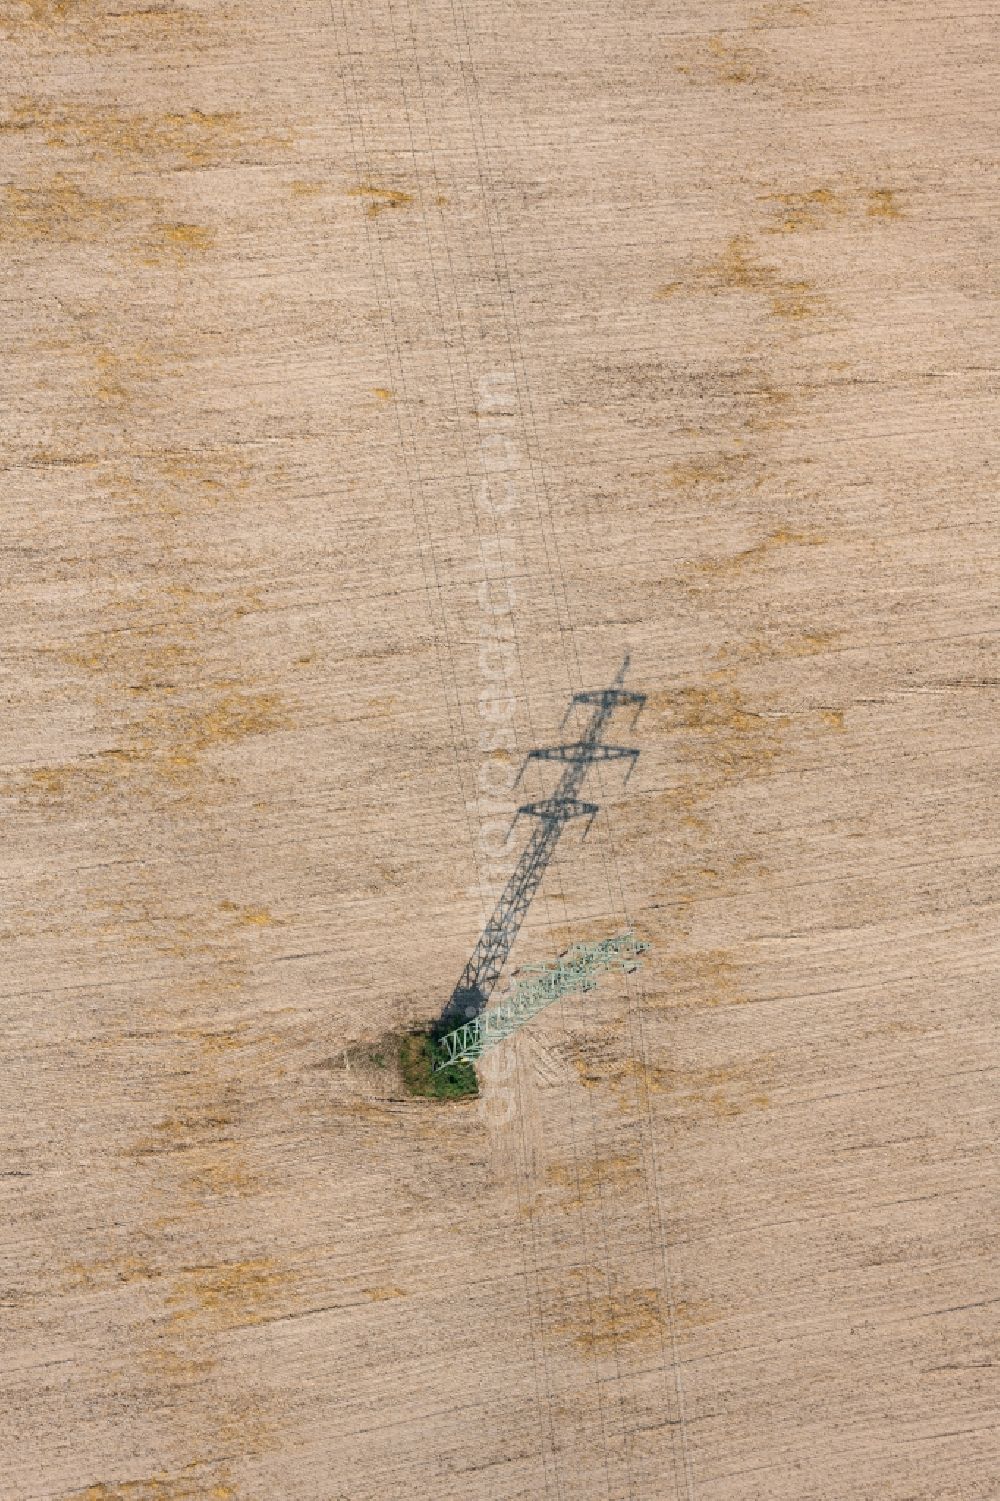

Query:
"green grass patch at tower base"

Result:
[[398, 1030, 479, 1100]]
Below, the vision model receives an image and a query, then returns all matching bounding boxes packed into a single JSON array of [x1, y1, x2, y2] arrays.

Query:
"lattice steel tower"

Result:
[[435, 930, 649, 1068]]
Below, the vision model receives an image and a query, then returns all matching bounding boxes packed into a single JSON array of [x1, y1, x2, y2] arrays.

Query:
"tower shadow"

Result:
[[435, 657, 644, 1037]]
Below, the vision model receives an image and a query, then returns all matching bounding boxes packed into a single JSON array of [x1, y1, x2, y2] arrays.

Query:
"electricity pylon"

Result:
[[435, 930, 649, 1068], [437, 656, 645, 1033]]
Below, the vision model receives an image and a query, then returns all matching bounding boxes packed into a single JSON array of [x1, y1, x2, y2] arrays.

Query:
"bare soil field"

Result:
[[1, 1, 997, 1498]]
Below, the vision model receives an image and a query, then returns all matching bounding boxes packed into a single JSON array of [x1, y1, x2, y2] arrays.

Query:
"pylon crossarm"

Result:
[[571, 690, 646, 708], [528, 744, 639, 764], [518, 798, 599, 821]]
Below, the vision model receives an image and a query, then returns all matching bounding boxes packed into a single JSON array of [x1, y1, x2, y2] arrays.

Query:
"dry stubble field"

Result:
[[1, 1, 998, 1498]]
